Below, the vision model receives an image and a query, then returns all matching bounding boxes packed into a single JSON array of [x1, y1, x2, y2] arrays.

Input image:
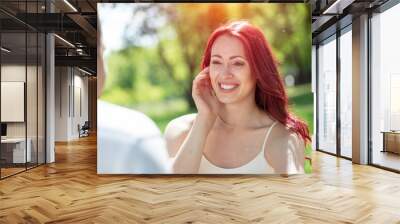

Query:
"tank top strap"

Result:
[[261, 121, 278, 151]]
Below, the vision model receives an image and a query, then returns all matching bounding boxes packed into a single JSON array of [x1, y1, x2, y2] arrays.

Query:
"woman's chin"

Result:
[[216, 96, 238, 104]]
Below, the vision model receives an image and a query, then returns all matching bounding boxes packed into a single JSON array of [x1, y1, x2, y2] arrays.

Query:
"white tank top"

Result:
[[198, 121, 278, 174]]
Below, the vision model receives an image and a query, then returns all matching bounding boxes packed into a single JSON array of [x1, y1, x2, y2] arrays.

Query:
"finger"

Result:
[[198, 66, 210, 76], [193, 74, 206, 85], [198, 71, 210, 82], [203, 67, 210, 78], [210, 88, 217, 98], [193, 77, 208, 90], [195, 75, 210, 86], [211, 88, 216, 97], [195, 73, 207, 82]]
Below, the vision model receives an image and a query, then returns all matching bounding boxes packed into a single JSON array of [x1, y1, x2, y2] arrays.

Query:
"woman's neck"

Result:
[[217, 98, 273, 129]]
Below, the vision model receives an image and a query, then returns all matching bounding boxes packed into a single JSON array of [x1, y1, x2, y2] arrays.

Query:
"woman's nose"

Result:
[[220, 65, 234, 78]]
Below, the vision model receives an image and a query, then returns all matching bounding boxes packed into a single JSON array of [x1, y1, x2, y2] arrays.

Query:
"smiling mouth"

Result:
[[218, 82, 239, 92]]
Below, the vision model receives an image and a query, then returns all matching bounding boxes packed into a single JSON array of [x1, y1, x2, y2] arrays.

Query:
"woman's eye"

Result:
[[233, 62, 244, 66], [211, 61, 221, 65]]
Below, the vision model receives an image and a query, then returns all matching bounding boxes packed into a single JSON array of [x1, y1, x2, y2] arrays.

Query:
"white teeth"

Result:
[[220, 84, 237, 90]]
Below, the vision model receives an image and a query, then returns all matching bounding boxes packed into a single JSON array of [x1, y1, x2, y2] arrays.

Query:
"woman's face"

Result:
[[209, 34, 256, 104]]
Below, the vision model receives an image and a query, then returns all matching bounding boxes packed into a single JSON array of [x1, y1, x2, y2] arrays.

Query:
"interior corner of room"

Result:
[[0, 0, 97, 179]]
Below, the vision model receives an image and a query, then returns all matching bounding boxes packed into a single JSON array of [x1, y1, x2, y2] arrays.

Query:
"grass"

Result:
[[132, 98, 195, 132], [287, 83, 314, 134], [287, 83, 314, 173]]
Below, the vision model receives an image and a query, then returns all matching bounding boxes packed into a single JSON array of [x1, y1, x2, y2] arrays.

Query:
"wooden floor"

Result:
[[1, 167, 26, 178], [1, 135, 400, 223], [1, 163, 45, 178]]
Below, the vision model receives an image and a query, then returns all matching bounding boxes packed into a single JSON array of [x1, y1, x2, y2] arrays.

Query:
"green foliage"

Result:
[[304, 157, 313, 174], [101, 3, 312, 108], [132, 98, 195, 132], [287, 83, 314, 173], [287, 84, 314, 134]]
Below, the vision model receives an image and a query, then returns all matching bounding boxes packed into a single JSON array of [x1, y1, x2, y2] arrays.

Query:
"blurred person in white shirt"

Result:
[[97, 22, 170, 174]]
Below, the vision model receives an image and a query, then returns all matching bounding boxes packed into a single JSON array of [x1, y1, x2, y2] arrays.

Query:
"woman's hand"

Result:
[[192, 67, 220, 124], [171, 67, 220, 173]]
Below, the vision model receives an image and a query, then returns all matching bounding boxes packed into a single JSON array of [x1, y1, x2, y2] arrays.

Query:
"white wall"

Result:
[[72, 73, 89, 138], [55, 66, 69, 141], [1, 65, 26, 141], [1, 82, 25, 122], [54, 67, 89, 141], [1, 64, 46, 164], [1, 65, 38, 138]]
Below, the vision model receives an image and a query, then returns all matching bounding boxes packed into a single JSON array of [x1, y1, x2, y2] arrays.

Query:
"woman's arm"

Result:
[[291, 134, 306, 174], [167, 66, 219, 173], [170, 114, 215, 173], [164, 114, 195, 158]]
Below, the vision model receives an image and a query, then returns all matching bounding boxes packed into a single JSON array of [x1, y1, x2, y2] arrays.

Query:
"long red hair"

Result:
[[200, 21, 311, 145]]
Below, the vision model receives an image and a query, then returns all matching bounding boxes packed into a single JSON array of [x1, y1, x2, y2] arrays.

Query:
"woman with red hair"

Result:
[[165, 21, 311, 174]]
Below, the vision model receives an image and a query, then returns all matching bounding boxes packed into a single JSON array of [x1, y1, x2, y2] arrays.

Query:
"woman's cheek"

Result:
[[208, 71, 216, 89], [210, 65, 220, 75], [229, 65, 246, 76]]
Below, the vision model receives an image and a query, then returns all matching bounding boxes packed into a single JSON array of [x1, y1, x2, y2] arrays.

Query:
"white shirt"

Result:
[[97, 100, 170, 174], [198, 121, 278, 174]]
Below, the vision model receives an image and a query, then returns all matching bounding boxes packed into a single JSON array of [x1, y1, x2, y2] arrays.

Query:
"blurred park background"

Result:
[[98, 3, 313, 147]]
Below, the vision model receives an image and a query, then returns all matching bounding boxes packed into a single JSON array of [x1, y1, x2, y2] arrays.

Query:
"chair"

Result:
[[79, 121, 90, 138]]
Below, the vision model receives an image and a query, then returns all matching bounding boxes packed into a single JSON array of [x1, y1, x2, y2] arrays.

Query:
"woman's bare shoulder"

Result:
[[271, 122, 303, 142], [164, 113, 197, 157], [265, 122, 306, 174], [164, 113, 196, 138]]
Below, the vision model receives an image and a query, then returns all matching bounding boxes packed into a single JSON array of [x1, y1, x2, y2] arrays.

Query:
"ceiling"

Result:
[[0, 0, 392, 75], [0, 0, 99, 74], [311, 0, 389, 43]]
